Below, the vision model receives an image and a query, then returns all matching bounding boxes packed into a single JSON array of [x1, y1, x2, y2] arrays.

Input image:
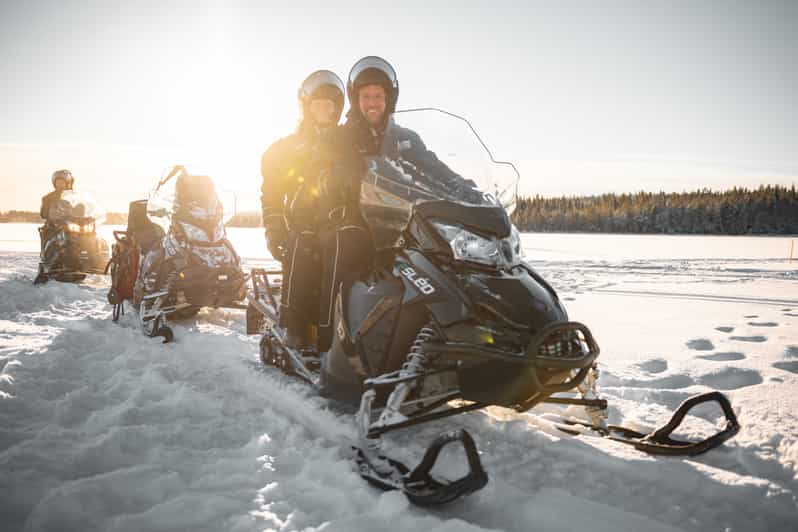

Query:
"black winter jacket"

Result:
[[341, 112, 482, 204]]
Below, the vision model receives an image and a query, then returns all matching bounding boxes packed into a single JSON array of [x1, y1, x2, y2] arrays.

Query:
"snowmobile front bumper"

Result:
[[431, 321, 600, 408]]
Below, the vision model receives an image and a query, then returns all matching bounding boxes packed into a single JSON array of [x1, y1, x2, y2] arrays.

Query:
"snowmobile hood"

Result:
[[414, 200, 511, 239]]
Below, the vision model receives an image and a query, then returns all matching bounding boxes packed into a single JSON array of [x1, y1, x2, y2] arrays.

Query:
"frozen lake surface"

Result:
[[1, 223, 797, 531]]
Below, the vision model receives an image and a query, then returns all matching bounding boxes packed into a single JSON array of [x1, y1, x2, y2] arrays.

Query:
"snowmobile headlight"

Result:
[[213, 218, 226, 241], [433, 221, 522, 269], [82, 222, 95, 233], [66, 222, 82, 233], [179, 221, 210, 242]]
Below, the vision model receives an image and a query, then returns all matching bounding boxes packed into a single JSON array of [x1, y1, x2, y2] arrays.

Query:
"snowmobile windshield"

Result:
[[147, 165, 236, 232], [48, 191, 106, 224], [360, 108, 519, 248]]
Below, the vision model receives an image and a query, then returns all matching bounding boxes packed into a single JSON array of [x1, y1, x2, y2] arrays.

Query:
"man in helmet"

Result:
[[341, 56, 480, 201], [314, 57, 482, 349], [260, 70, 356, 348]]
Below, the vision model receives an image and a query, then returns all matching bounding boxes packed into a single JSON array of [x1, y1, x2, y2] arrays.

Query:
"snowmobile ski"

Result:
[[553, 391, 740, 456], [353, 429, 488, 506]]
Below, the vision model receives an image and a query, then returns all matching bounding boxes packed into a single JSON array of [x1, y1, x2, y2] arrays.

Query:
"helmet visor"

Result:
[[348, 56, 397, 89], [300, 70, 345, 100]]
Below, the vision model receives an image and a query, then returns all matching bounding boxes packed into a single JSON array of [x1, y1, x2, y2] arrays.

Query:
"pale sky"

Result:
[[1, 0, 796, 212]]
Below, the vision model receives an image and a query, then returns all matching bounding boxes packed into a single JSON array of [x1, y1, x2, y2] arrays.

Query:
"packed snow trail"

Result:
[[2, 230, 798, 531]]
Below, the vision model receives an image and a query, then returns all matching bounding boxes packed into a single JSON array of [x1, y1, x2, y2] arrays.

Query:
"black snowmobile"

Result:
[[246, 109, 740, 506], [107, 165, 247, 342], [34, 190, 110, 284]]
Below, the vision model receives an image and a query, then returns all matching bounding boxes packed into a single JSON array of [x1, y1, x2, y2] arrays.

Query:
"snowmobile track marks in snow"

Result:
[[697, 367, 763, 390], [730, 335, 768, 343], [635, 358, 668, 374], [747, 321, 778, 327], [715, 326, 735, 333], [687, 338, 715, 351], [772, 361, 798, 374], [696, 351, 746, 362]]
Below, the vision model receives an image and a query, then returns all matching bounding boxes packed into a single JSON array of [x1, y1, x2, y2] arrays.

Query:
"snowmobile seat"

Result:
[[126, 199, 164, 252]]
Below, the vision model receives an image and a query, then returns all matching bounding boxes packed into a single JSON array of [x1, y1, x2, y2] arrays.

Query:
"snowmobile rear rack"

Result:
[[354, 429, 488, 506], [557, 391, 740, 456]]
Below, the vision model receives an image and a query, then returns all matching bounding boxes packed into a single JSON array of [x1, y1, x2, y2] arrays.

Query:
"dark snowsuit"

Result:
[[39, 189, 66, 251], [261, 123, 362, 338], [40, 190, 64, 220]]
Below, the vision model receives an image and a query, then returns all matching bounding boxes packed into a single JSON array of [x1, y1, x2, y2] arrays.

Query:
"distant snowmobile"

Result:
[[34, 190, 110, 284], [107, 166, 247, 342], [246, 108, 740, 506]]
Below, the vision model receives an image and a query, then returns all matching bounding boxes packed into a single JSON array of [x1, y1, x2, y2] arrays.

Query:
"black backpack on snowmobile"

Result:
[[246, 109, 739, 506], [110, 166, 247, 341], [34, 191, 110, 285]]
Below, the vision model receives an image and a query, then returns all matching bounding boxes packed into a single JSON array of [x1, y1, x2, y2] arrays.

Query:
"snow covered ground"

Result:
[[1, 223, 797, 532]]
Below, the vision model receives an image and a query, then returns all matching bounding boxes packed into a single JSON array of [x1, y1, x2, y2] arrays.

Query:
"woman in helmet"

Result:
[[260, 69, 349, 348]]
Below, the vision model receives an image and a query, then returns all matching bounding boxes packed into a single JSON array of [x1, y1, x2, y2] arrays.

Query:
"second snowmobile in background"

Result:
[[107, 165, 247, 342], [246, 108, 740, 506], [34, 190, 109, 284]]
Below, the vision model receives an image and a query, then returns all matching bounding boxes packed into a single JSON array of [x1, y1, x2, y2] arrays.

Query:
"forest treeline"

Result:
[[3, 185, 796, 234], [512, 185, 798, 235]]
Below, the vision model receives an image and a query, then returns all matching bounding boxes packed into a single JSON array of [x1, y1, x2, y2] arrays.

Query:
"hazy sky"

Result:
[[1, 0, 796, 211]]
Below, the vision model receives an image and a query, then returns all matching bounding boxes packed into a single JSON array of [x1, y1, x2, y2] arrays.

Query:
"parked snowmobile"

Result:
[[34, 190, 109, 284], [246, 109, 739, 506], [107, 165, 247, 342]]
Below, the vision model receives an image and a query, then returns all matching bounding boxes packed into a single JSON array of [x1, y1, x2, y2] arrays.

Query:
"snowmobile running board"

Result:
[[555, 391, 740, 456]]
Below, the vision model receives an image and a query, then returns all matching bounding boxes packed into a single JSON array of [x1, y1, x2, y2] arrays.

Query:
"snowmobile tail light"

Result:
[[432, 221, 521, 269]]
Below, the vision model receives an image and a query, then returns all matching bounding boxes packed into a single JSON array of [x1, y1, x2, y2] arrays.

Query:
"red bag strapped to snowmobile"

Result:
[[106, 199, 164, 321], [106, 230, 139, 321]]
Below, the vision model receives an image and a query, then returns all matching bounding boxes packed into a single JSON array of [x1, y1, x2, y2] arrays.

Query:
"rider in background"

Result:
[[39, 169, 75, 248], [40, 169, 74, 220]]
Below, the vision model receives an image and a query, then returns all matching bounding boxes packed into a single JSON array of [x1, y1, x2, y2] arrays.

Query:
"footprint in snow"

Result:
[[770, 376, 784, 383], [635, 358, 668, 373], [772, 361, 798, 375], [747, 322, 778, 327], [715, 326, 735, 333], [786, 346, 798, 358], [730, 335, 768, 343], [563, 297, 575, 301], [686, 338, 714, 351], [743, 315, 759, 318], [784, 313, 798, 317], [696, 351, 746, 362], [697, 367, 763, 390], [782, 308, 793, 312]]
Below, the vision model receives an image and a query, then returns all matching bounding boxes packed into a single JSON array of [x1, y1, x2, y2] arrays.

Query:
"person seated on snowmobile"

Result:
[[315, 57, 483, 349], [260, 70, 357, 348], [40, 169, 74, 220], [39, 169, 75, 246]]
